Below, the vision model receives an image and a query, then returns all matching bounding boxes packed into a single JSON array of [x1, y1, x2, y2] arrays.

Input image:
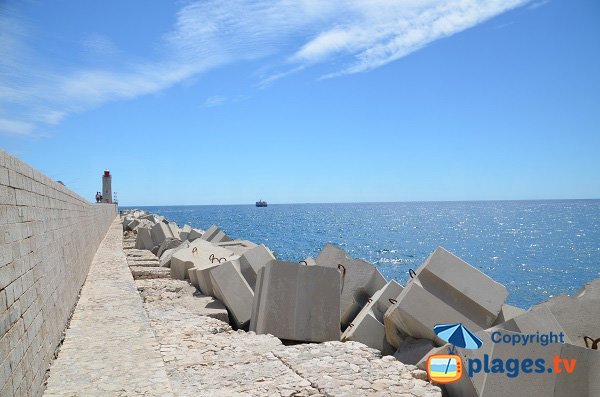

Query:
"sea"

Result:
[[121, 200, 600, 309]]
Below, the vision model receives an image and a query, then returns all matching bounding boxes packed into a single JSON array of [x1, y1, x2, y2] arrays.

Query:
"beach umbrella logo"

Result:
[[433, 323, 483, 350], [426, 323, 482, 384]]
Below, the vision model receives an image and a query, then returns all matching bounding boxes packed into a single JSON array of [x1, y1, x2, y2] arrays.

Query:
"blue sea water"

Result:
[[122, 200, 600, 308]]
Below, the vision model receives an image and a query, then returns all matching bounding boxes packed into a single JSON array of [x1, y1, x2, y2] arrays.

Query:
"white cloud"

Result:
[[0, 0, 531, 136], [0, 118, 35, 136], [203, 95, 227, 107]]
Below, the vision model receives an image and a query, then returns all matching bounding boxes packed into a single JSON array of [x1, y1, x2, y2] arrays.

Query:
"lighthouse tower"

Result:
[[102, 170, 112, 203]]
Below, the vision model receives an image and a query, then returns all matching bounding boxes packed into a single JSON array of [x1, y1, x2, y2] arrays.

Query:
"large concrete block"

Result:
[[217, 240, 258, 255], [384, 282, 482, 347], [237, 245, 276, 288], [170, 239, 214, 280], [209, 259, 254, 329], [250, 260, 341, 342], [159, 241, 189, 268], [393, 337, 435, 365], [554, 343, 600, 396], [167, 222, 180, 239], [315, 244, 386, 329], [189, 252, 239, 296], [170, 239, 236, 294], [210, 230, 231, 243], [408, 247, 508, 328], [341, 280, 403, 355], [134, 227, 154, 250], [179, 224, 192, 241], [187, 228, 204, 241], [150, 222, 175, 246], [156, 238, 182, 258], [200, 225, 221, 241], [492, 303, 526, 326], [492, 305, 572, 344], [531, 278, 600, 348]]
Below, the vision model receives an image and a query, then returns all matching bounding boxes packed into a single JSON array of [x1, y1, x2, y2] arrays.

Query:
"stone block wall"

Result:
[[0, 148, 116, 396]]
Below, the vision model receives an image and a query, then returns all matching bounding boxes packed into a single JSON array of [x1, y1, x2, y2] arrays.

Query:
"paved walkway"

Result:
[[43, 219, 174, 397], [43, 219, 441, 397]]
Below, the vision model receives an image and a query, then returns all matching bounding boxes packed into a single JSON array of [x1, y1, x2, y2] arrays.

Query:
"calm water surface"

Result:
[[122, 200, 600, 308]]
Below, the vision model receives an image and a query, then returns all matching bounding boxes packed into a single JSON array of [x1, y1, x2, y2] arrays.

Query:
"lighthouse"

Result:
[[102, 170, 112, 203]]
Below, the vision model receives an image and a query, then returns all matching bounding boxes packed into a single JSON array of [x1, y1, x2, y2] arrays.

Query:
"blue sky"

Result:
[[1, 0, 599, 205]]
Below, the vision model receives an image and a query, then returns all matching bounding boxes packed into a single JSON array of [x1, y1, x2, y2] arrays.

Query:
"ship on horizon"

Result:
[[256, 200, 267, 207]]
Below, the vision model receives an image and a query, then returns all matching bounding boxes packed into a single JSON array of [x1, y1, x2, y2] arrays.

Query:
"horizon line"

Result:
[[118, 198, 600, 208]]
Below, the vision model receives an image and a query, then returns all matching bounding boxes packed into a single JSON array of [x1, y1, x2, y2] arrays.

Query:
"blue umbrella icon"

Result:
[[434, 323, 483, 350]]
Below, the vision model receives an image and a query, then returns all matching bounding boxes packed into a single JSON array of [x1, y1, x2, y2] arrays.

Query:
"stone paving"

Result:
[[43, 219, 174, 397], [43, 220, 442, 397]]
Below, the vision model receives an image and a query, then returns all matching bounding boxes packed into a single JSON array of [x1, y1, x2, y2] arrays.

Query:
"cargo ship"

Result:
[[255, 200, 267, 207]]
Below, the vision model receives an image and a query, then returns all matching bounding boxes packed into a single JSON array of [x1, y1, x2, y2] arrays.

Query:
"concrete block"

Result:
[[250, 260, 341, 342], [408, 246, 508, 328], [384, 282, 483, 347], [237, 245, 276, 288], [315, 244, 386, 328], [210, 230, 231, 243], [531, 278, 600, 348], [492, 303, 527, 326], [492, 305, 572, 344], [217, 240, 258, 255], [209, 259, 254, 328], [200, 225, 220, 241], [134, 227, 154, 250], [170, 239, 233, 284], [156, 238, 182, 258], [167, 222, 180, 239], [179, 224, 192, 241], [170, 239, 235, 295], [150, 222, 175, 246], [554, 343, 600, 396], [472, 329, 562, 397], [187, 228, 204, 241], [159, 241, 189, 268], [393, 337, 435, 365], [344, 311, 393, 355], [341, 280, 403, 355]]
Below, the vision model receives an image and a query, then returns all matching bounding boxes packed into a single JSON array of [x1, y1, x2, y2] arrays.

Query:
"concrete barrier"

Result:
[[187, 228, 204, 241], [200, 225, 218, 240], [134, 227, 154, 250], [250, 260, 341, 342], [393, 337, 435, 365], [531, 278, 600, 348], [492, 303, 527, 326], [407, 247, 508, 328], [315, 244, 386, 329], [159, 241, 189, 268], [238, 245, 276, 288], [170, 240, 236, 294], [210, 259, 254, 328], [217, 240, 258, 255], [491, 305, 572, 343], [150, 222, 176, 246], [341, 280, 403, 355], [179, 224, 192, 241], [384, 282, 483, 347], [156, 237, 182, 258]]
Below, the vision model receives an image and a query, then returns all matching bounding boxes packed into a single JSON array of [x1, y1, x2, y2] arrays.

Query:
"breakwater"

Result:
[[0, 149, 116, 396], [121, 209, 599, 396]]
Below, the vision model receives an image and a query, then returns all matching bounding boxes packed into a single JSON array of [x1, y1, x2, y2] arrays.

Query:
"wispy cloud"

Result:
[[203, 95, 227, 108], [0, 0, 531, 136]]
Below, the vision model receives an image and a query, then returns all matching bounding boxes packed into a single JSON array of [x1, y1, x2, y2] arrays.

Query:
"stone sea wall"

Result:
[[0, 148, 116, 396]]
